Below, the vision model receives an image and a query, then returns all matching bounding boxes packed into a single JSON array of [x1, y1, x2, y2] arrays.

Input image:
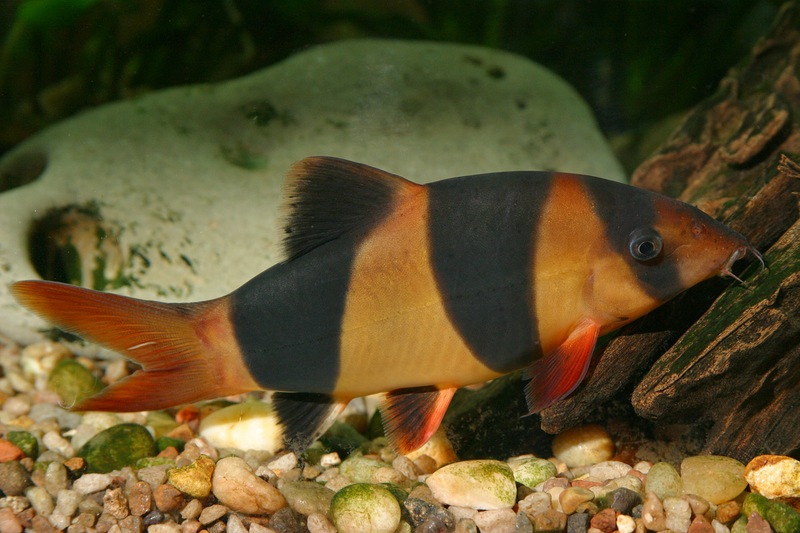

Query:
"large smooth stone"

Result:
[[680, 455, 747, 505], [198, 401, 282, 453], [425, 459, 516, 510], [0, 39, 624, 347]]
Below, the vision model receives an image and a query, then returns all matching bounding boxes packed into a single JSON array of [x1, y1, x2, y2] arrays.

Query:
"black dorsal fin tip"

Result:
[[280, 157, 420, 260]]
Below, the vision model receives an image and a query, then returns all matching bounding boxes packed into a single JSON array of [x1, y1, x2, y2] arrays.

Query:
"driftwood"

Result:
[[540, 2, 800, 462]]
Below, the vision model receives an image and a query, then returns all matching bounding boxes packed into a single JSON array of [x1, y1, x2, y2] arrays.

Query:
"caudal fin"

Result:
[[10, 280, 259, 412]]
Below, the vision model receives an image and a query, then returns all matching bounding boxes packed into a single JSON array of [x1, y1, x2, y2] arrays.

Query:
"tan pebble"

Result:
[[303, 465, 321, 479], [641, 492, 666, 531], [532, 510, 566, 532], [684, 493, 711, 518], [633, 461, 652, 474], [472, 508, 516, 533], [616, 514, 636, 533], [182, 519, 202, 533], [559, 486, 594, 514], [226, 515, 248, 533], [154, 484, 185, 512], [212, 457, 286, 515], [104, 360, 129, 384], [546, 486, 565, 511], [370, 467, 407, 485], [147, 523, 182, 533], [552, 425, 614, 468], [166, 424, 196, 443], [95, 513, 119, 533], [315, 467, 339, 483], [158, 447, 179, 460], [198, 504, 227, 525], [31, 515, 59, 533], [404, 427, 458, 468], [518, 491, 552, 521], [391, 456, 421, 480], [744, 454, 800, 499], [247, 522, 275, 533], [322, 475, 352, 493], [715, 500, 740, 523], [306, 513, 336, 533], [266, 453, 298, 477], [118, 515, 142, 533], [412, 454, 438, 475], [448, 507, 477, 521], [455, 518, 478, 533], [103, 488, 129, 520], [180, 499, 204, 520]]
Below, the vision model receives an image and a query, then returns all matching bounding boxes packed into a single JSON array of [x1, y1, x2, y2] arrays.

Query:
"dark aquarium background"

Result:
[[0, 0, 784, 172]]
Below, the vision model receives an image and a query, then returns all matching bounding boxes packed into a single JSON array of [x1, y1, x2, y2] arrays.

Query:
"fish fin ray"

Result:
[[381, 386, 457, 454], [280, 156, 422, 260], [524, 317, 599, 414], [10, 280, 255, 412], [271, 392, 348, 453]]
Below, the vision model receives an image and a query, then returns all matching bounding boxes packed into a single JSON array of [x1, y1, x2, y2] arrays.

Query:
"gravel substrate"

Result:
[[1, 340, 798, 533]]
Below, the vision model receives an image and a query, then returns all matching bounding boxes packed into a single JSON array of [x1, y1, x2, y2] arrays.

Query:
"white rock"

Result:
[[426, 460, 516, 510], [266, 452, 298, 476], [588, 460, 631, 482], [199, 401, 282, 453], [743, 454, 800, 499], [24, 486, 54, 516], [616, 514, 636, 533], [472, 508, 516, 533], [0, 39, 624, 347], [54, 489, 82, 517], [307, 513, 337, 533], [212, 456, 286, 514], [72, 473, 113, 494], [552, 425, 614, 467], [42, 431, 75, 459]]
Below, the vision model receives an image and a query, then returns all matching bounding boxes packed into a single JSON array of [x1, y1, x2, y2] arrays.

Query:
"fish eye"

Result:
[[628, 227, 663, 262]]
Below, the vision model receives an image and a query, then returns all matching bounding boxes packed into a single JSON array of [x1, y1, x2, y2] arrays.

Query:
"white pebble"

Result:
[[7, 371, 34, 393], [634, 461, 652, 474], [589, 461, 632, 482], [73, 473, 113, 494], [147, 523, 182, 533], [307, 512, 337, 533], [54, 489, 82, 517], [711, 519, 731, 533], [323, 475, 353, 493], [663, 496, 691, 533], [472, 508, 516, 533], [104, 359, 129, 383], [48, 514, 71, 530], [43, 431, 76, 458], [226, 515, 248, 533], [180, 498, 203, 520], [616, 514, 636, 533], [25, 486, 54, 516], [249, 523, 273, 533], [267, 452, 298, 475], [320, 452, 341, 467]]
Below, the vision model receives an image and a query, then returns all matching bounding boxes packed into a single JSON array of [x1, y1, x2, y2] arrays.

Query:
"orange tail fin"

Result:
[[10, 280, 259, 412]]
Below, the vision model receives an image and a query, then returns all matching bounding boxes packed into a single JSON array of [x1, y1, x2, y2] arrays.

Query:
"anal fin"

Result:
[[271, 392, 347, 453], [381, 386, 457, 454], [524, 317, 600, 414]]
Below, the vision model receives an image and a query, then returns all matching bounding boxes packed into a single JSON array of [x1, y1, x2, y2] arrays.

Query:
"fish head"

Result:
[[583, 191, 758, 331]]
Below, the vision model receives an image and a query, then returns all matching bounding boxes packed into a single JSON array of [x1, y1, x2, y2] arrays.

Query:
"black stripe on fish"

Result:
[[427, 172, 549, 373]]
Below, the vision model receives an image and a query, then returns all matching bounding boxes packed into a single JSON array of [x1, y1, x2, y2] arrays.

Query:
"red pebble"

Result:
[[589, 508, 617, 533], [0, 439, 25, 462], [688, 515, 715, 533], [572, 479, 603, 489], [746, 512, 772, 533]]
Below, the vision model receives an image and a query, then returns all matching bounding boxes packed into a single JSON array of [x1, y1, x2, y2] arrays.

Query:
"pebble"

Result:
[[44, 461, 69, 497], [560, 487, 595, 514], [0, 461, 32, 496], [403, 498, 455, 530], [167, 454, 215, 498], [7, 431, 39, 459], [645, 462, 683, 499], [0, 508, 23, 533], [212, 457, 286, 514], [72, 473, 112, 494], [744, 455, 800, 499], [426, 460, 516, 510], [77, 423, 156, 474], [153, 483, 184, 512], [226, 514, 248, 533], [552, 425, 614, 467], [307, 512, 337, 533], [338, 455, 391, 483], [330, 484, 401, 533], [127, 481, 152, 516], [689, 515, 716, 533], [664, 496, 692, 532], [42, 431, 76, 459], [269, 507, 304, 533], [517, 491, 552, 520], [533, 509, 568, 532], [682, 455, 748, 505], [566, 512, 590, 533], [267, 452, 298, 476], [590, 508, 617, 533], [2, 396, 32, 417], [53, 489, 81, 517], [507, 456, 557, 488], [746, 511, 772, 533], [404, 427, 459, 468], [198, 504, 227, 525], [279, 481, 335, 517], [25, 487, 54, 517], [472, 508, 516, 533], [320, 452, 341, 467], [589, 461, 632, 482], [641, 491, 667, 531]]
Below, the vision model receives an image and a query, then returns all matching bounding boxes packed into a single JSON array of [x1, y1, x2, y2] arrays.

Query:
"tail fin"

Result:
[[10, 280, 259, 412]]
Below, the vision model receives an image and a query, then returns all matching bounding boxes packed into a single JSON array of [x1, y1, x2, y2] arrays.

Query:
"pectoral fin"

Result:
[[524, 317, 600, 414], [381, 386, 457, 454], [271, 392, 348, 453]]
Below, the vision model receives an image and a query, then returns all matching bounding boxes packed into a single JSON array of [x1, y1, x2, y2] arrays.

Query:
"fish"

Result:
[[9, 156, 761, 454]]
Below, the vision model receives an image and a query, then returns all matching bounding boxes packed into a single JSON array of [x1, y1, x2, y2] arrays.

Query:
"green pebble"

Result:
[[77, 423, 157, 473], [156, 436, 185, 453], [7, 431, 38, 459], [339, 455, 391, 483], [645, 462, 682, 499], [320, 421, 369, 457], [509, 457, 558, 488], [47, 359, 104, 407], [330, 483, 401, 533], [378, 483, 409, 505], [731, 515, 747, 533], [766, 501, 800, 533], [741, 492, 769, 518], [135, 457, 176, 469]]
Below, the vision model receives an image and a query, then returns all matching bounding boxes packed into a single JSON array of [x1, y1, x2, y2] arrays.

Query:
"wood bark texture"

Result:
[[540, 2, 800, 462]]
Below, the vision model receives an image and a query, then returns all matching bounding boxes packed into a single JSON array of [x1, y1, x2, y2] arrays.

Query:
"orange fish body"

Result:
[[10, 157, 759, 453]]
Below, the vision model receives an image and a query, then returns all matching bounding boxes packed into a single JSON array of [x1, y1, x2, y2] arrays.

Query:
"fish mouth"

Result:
[[719, 244, 764, 284]]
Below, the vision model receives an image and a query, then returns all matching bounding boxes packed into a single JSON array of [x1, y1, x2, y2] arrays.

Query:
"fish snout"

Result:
[[719, 243, 764, 284]]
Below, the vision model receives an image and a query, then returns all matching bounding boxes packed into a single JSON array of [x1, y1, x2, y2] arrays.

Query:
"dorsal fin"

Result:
[[280, 157, 421, 260]]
